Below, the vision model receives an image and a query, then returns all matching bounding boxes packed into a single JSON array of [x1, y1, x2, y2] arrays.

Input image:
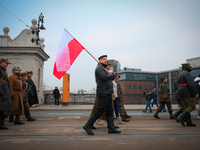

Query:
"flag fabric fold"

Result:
[[53, 28, 85, 79]]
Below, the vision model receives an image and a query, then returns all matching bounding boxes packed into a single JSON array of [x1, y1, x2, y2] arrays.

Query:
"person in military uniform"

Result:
[[176, 63, 199, 127], [115, 72, 131, 122], [5, 67, 25, 125], [20, 72, 36, 121], [0, 58, 12, 129], [153, 75, 174, 119], [83, 55, 121, 135], [172, 71, 182, 119], [26, 71, 39, 107]]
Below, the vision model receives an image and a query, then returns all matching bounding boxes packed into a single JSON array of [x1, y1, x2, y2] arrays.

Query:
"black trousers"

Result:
[[93, 94, 113, 118], [0, 111, 4, 125], [55, 98, 59, 105]]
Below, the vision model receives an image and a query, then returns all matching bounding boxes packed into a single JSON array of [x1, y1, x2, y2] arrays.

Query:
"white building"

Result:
[[0, 19, 50, 104]]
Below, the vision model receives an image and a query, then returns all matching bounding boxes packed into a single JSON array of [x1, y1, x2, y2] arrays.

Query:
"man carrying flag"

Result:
[[83, 55, 121, 135], [53, 29, 120, 135]]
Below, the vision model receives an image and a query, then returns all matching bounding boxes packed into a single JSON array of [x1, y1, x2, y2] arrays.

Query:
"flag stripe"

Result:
[[53, 29, 85, 80]]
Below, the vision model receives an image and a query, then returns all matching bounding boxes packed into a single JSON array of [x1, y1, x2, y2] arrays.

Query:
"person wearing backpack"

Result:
[[143, 88, 153, 113], [194, 74, 200, 119]]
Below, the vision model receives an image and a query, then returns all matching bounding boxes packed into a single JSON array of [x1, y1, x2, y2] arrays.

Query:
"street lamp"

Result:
[[31, 12, 46, 45]]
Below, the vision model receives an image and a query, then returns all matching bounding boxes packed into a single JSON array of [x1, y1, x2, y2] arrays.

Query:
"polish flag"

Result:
[[53, 29, 85, 79]]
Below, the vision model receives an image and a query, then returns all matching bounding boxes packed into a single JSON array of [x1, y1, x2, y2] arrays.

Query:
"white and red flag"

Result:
[[53, 29, 85, 79]]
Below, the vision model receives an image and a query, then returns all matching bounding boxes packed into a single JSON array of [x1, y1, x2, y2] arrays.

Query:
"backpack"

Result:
[[146, 91, 152, 100]]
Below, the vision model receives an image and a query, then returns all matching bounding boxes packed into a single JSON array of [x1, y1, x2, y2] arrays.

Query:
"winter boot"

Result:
[[125, 114, 132, 118], [107, 116, 121, 134], [0, 112, 8, 130], [9, 115, 14, 122], [26, 110, 36, 121], [186, 114, 196, 127], [177, 110, 190, 127], [170, 113, 175, 119], [83, 114, 97, 135], [14, 115, 25, 125], [153, 111, 160, 119], [116, 117, 125, 125], [172, 109, 183, 121]]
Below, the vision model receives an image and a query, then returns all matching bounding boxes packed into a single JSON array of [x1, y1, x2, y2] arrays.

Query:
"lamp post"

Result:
[[31, 12, 46, 46]]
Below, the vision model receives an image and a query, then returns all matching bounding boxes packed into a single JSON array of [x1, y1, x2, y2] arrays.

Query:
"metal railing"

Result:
[[43, 93, 188, 105]]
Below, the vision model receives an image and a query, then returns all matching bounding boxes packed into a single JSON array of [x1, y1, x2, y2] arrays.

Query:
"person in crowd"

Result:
[[172, 71, 182, 119], [176, 63, 199, 127], [194, 74, 200, 119], [143, 88, 153, 113], [113, 73, 124, 125], [5, 67, 25, 125], [26, 71, 39, 107], [83, 55, 121, 135], [0, 58, 12, 129], [89, 61, 119, 129], [153, 75, 174, 119], [20, 72, 36, 121], [53, 87, 61, 107], [151, 87, 158, 107], [115, 73, 131, 122]]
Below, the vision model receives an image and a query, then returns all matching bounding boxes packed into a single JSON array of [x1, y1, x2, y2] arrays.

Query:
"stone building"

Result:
[[0, 19, 50, 104]]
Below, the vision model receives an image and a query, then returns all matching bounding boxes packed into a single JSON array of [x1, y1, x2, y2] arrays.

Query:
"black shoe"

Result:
[[177, 110, 190, 127], [107, 125, 119, 129], [142, 110, 146, 113], [170, 115, 175, 119], [187, 122, 196, 127], [27, 117, 36, 121], [121, 117, 130, 122], [14, 121, 25, 125], [125, 114, 132, 118], [90, 124, 96, 130], [108, 129, 121, 134], [114, 125, 119, 129], [153, 114, 160, 119], [0, 125, 8, 130], [9, 116, 14, 122], [83, 125, 94, 135], [163, 111, 166, 112], [175, 118, 179, 123]]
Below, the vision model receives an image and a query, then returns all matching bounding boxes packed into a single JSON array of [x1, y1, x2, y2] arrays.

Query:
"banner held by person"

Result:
[[53, 28, 85, 79]]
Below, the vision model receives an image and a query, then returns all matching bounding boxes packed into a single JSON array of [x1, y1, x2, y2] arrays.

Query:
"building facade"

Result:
[[108, 57, 200, 104]]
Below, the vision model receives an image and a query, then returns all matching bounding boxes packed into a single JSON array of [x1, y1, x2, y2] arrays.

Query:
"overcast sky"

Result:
[[0, 0, 200, 92]]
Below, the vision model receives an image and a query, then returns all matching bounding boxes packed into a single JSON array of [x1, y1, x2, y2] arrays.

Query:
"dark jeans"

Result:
[[114, 100, 119, 117], [145, 100, 152, 111], [93, 94, 113, 118], [55, 98, 59, 105], [152, 99, 158, 107]]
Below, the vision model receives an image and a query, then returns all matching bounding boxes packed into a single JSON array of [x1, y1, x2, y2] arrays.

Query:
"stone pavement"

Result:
[[30, 104, 198, 111], [0, 104, 200, 150]]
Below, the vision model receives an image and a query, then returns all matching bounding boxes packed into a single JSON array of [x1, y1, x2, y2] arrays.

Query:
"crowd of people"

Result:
[[1, 56, 199, 135], [83, 55, 200, 135], [0, 58, 38, 130]]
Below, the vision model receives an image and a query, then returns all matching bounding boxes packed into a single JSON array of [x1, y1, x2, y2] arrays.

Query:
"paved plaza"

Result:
[[0, 104, 200, 150]]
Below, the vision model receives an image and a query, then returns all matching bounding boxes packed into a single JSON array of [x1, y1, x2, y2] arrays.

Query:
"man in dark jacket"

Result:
[[53, 87, 60, 107], [0, 58, 12, 129], [83, 55, 121, 135], [151, 87, 158, 107], [176, 63, 199, 127], [26, 71, 39, 107]]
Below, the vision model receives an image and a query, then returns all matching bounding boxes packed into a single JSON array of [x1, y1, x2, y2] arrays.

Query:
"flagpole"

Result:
[[84, 49, 110, 74]]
